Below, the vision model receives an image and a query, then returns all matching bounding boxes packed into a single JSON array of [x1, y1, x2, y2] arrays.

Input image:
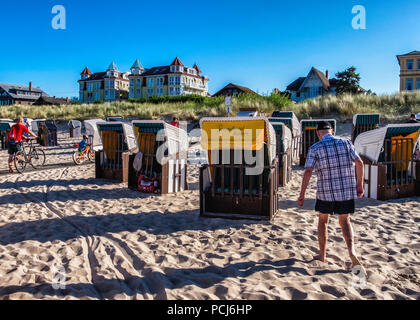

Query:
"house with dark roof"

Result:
[[396, 51, 420, 92], [78, 62, 130, 104], [213, 83, 258, 97], [128, 57, 209, 98], [33, 96, 71, 106], [0, 82, 49, 106], [286, 67, 338, 102]]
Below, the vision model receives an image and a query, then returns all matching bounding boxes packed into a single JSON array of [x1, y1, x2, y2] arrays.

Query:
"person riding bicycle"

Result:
[[8, 116, 37, 173], [78, 135, 91, 153]]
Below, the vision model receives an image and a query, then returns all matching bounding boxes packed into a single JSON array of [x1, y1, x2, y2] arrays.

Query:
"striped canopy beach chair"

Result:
[[95, 122, 137, 182], [352, 114, 380, 142], [268, 121, 293, 187], [200, 117, 279, 221], [299, 119, 337, 166], [0, 120, 13, 150], [128, 120, 189, 194], [269, 112, 301, 161], [355, 123, 420, 200]]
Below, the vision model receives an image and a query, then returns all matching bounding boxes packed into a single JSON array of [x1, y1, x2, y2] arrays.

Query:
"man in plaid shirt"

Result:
[[298, 121, 365, 269]]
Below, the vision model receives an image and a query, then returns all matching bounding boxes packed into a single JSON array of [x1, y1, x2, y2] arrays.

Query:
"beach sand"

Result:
[[0, 123, 418, 300]]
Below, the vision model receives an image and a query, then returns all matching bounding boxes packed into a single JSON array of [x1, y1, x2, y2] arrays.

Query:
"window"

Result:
[[136, 89, 141, 98], [79, 92, 84, 102], [147, 89, 154, 97], [156, 77, 164, 87], [417, 79, 420, 90], [406, 79, 413, 91], [87, 83, 93, 91], [95, 92, 101, 101], [407, 60, 414, 70], [169, 87, 181, 96], [136, 79, 141, 87], [169, 76, 181, 85], [130, 79, 134, 87], [95, 82, 101, 90], [156, 88, 163, 96], [147, 78, 154, 87], [129, 89, 134, 98], [417, 60, 420, 70]]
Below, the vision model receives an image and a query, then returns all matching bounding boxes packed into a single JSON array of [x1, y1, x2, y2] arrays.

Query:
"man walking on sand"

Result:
[[298, 121, 365, 269]]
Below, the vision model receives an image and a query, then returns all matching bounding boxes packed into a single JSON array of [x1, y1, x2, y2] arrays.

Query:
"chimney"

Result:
[[325, 70, 329, 79], [29, 81, 33, 91]]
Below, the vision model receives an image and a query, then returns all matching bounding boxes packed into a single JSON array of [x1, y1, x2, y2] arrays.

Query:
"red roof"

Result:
[[171, 57, 184, 66], [193, 64, 202, 74], [81, 67, 92, 76]]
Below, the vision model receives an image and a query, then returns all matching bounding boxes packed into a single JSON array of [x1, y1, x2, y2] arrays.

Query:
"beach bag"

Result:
[[133, 152, 143, 173]]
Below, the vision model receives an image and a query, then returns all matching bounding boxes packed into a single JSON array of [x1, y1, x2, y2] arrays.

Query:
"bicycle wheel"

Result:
[[73, 151, 84, 165], [29, 148, 46, 169], [14, 151, 27, 173]]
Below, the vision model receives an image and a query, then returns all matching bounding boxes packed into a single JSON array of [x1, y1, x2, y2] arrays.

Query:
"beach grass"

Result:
[[1, 91, 419, 122]]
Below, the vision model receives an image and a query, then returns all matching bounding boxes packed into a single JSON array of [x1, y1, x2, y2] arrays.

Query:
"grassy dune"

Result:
[[1, 92, 419, 122]]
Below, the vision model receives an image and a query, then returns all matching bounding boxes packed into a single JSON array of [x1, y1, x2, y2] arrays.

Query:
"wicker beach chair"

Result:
[[269, 112, 301, 161], [355, 123, 420, 200], [69, 120, 82, 138], [299, 119, 337, 166], [352, 114, 380, 143], [0, 120, 13, 150], [95, 122, 137, 182], [84, 119, 103, 151], [200, 117, 279, 221], [127, 120, 189, 194]]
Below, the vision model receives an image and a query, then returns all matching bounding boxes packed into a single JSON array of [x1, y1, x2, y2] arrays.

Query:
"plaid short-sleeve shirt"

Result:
[[305, 134, 361, 202]]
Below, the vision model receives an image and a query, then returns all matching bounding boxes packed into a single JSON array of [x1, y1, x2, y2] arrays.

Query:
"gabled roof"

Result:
[[307, 67, 330, 90], [131, 59, 144, 69], [213, 83, 258, 96], [0, 83, 49, 100], [81, 67, 92, 76], [286, 77, 306, 91], [171, 57, 184, 66], [193, 64, 202, 74], [107, 62, 118, 71]]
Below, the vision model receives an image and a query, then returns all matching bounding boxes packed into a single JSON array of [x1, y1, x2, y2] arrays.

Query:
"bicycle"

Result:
[[73, 143, 95, 165], [14, 138, 46, 173]]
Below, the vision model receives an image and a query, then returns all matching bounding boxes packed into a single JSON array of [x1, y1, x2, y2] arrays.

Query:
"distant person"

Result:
[[7, 116, 37, 173], [170, 117, 179, 128], [78, 135, 91, 153], [298, 121, 365, 271], [407, 114, 419, 123]]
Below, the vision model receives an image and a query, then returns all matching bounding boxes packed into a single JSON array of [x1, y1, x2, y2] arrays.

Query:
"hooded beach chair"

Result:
[[128, 120, 189, 194], [269, 111, 301, 161], [200, 117, 279, 221], [84, 119, 104, 151], [268, 120, 293, 187], [37, 120, 58, 147], [95, 121, 137, 182], [0, 120, 13, 150], [355, 123, 420, 200], [69, 120, 82, 138], [299, 119, 337, 166], [352, 114, 380, 142]]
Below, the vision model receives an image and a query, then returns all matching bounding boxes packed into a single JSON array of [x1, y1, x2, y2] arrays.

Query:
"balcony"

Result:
[[184, 82, 208, 91]]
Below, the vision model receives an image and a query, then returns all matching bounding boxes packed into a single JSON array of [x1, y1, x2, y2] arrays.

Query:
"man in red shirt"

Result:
[[8, 116, 37, 172]]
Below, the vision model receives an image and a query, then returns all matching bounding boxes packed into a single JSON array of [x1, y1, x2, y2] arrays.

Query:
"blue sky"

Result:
[[0, 0, 419, 98]]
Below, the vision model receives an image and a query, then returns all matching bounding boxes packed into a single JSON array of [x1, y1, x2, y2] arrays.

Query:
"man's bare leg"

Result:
[[338, 214, 362, 268], [8, 155, 14, 172], [317, 213, 330, 262]]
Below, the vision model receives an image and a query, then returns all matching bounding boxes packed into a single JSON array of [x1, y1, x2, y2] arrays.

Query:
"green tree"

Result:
[[335, 66, 363, 94]]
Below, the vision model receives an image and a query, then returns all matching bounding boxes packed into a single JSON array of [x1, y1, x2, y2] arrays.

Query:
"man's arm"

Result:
[[355, 158, 365, 198], [298, 168, 313, 207]]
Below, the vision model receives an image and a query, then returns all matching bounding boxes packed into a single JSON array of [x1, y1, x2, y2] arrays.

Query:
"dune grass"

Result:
[[1, 92, 419, 123]]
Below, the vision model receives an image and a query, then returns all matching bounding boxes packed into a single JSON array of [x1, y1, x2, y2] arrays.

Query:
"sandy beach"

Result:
[[0, 122, 419, 300]]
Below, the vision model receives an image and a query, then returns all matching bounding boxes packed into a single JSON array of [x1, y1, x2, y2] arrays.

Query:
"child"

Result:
[[78, 135, 90, 153]]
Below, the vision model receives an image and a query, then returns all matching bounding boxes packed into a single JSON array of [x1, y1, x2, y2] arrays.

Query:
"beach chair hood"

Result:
[[200, 117, 277, 164], [355, 124, 420, 163], [84, 119, 104, 150], [96, 122, 137, 151]]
